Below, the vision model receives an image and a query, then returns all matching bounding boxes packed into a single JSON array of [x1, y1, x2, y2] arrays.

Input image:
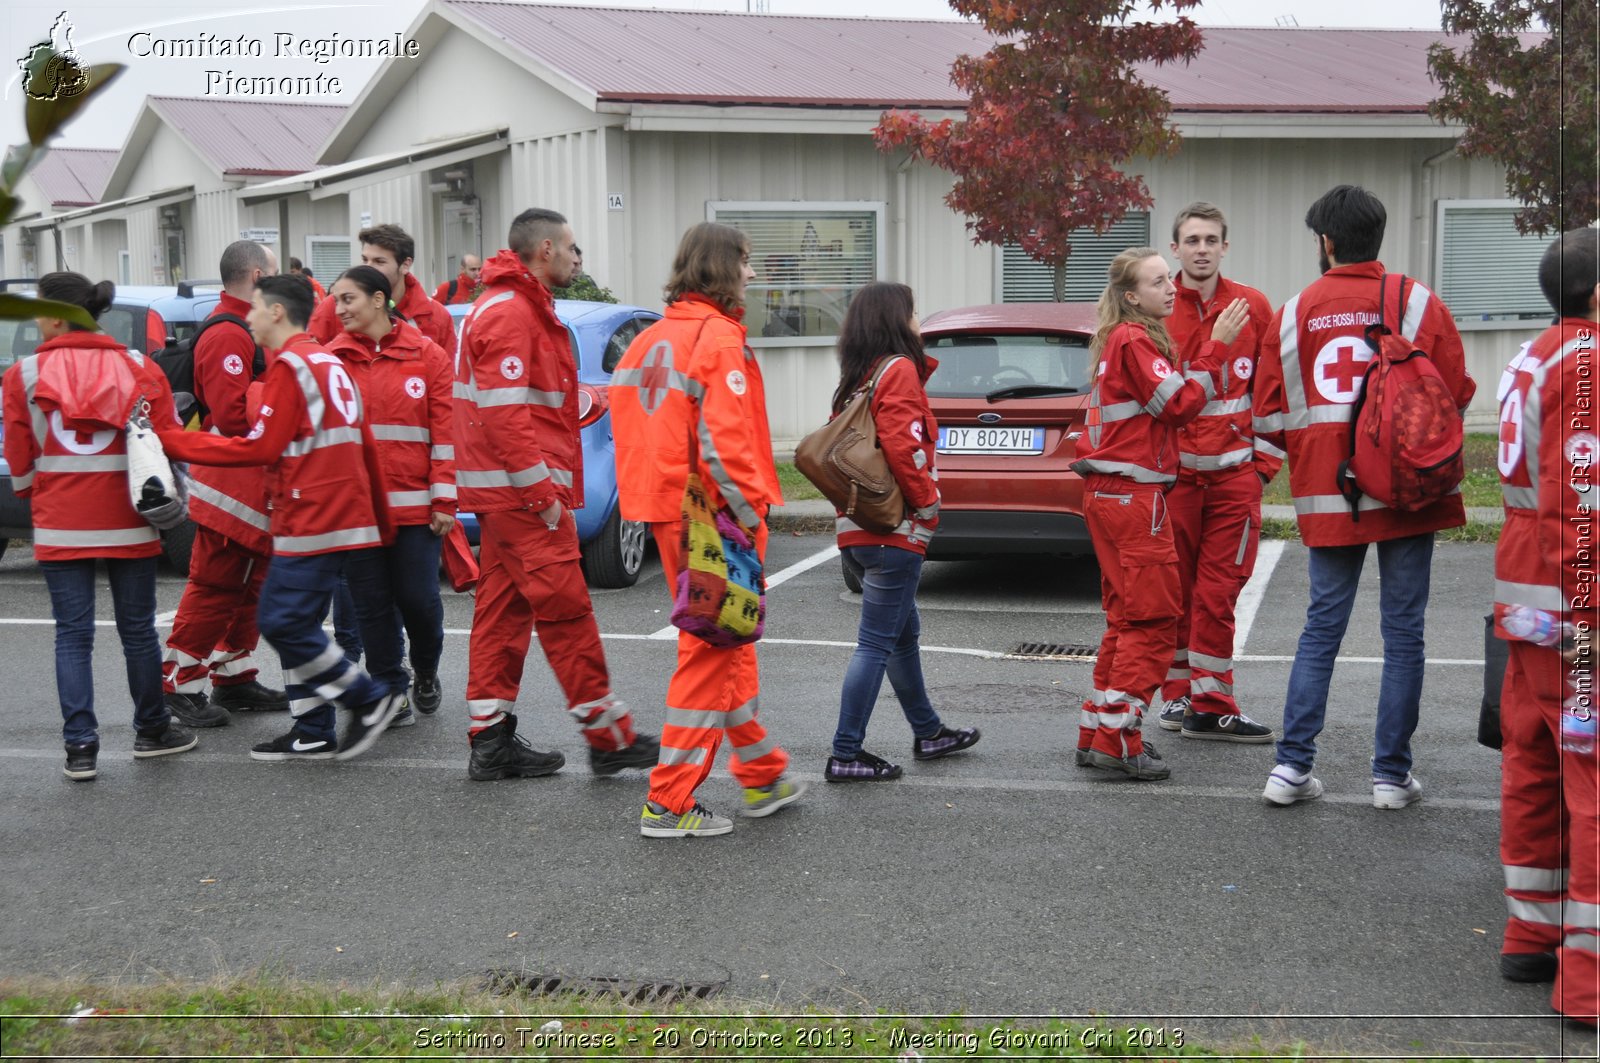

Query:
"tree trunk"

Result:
[[1052, 260, 1067, 302]]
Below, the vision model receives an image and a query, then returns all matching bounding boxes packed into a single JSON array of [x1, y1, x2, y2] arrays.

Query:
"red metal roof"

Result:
[[27, 148, 118, 207], [147, 97, 345, 176], [442, 2, 1484, 113], [923, 303, 1100, 337]]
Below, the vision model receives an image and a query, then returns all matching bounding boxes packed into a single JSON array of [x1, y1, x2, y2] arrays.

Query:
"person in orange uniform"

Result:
[[612, 221, 807, 837], [326, 265, 456, 723], [162, 240, 288, 729], [1155, 203, 1277, 743], [1492, 227, 1600, 1026], [1071, 247, 1245, 781], [453, 207, 657, 781], [3, 272, 198, 779], [159, 275, 404, 762], [433, 254, 482, 306], [288, 258, 326, 301], [309, 224, 455, 360]]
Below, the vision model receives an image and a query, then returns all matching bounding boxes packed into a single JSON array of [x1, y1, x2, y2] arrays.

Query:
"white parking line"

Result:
[[647, 543, 840, 639], [1233, 540, 1284, 656]]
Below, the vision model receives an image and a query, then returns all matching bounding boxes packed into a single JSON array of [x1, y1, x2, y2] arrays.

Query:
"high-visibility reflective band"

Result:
[[912, 449, 927, 469], [430, 482, 457, 500], [1190, 649, 1233, 672], [1293, 493, 1390, 516], [611, 364, 706, 400], [1096, 709, 1141, 730], [1253, 412, 1286, 434], [457, 463, 551, 490], [281, 425, 363, 458], [1192, 675, 1233, 696], [908, 523, 933, 546], [1494, 579, 1566, 612], [550, 467, 574, 487], [451, 381, 475, 402], [1568, 900, 1600, 930], [657, 743, 709, 767], [370, 424, 430, 442], [387, 490, 432, 508], [1074, 458, 1174, 484], [1201, 396, 1252, 417], [466, 697, 514, 723], [1501, 485, 1537, 510], [1564, 933, 1600, 954], [1400, 280, 1430, 340], [1180, 449, 1253, 471], [725, 698, 758, 730], [288, 696, 322, 717], [37, 454, 127, 473], [1165, 664, 1191, 681], [1079, 709, 1098, 728], [731, 733, 778, 761], [698, 411, 759, 527], [209, 650, 254, 677], [273, 526, 380, 553], [1181, 369, 1217, 401], [570, 693, 627, 726], [430, 444, 454, 460], [1145, 372, 1186, 418], [664, 705, 727, 733], [1506, 897, 1564, 926], [10, 469, 34, 491], [20, 355, 48, 448], [1275, 293, 1306, 418], [1504, 865, 1569, 892], [34, 525, 158, 547], [189, 480, 270, 531], [1097, 400, 1143, 424], [473, 385, 565, 409], [1288, 404, 1355, 430], [1254, 437, 1287, 460], [165, 647, 203, 667], [278, 353, 330, 446], [313, 665, 360, 706], [835, 514, 919, 539]]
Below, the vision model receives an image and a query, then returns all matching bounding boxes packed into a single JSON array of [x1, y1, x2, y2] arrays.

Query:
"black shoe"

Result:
[[165, 690, 229, 728], [825, 750, 903, 782], [335, 692, 403, 761], [132, 723, 198, 759], [589, 732, 660, 776], [1074, 748, 1093, 768], [64, 741, 98, 781], [250, 729, 337, 761], [1086, 746, 1170, 780], [1182, 711, 1276, 743], [468, 713, 565, 780], [413, 673, 442, 715], [210, 680, 289, 713], [1500, 951, 1558, 983], [913, 724, 981, 761]]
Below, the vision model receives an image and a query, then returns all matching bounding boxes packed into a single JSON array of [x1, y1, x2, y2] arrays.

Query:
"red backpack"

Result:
[[1336, 274, 1464, 514]]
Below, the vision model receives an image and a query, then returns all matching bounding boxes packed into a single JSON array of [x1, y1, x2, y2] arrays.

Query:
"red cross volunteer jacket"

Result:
[[1168, 274, 1275, 482], [311, 272, 457, 360]]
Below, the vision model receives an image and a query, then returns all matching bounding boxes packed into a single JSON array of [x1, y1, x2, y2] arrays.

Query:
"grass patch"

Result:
[[1259, 517, 1501, 544], [776, 461, 825, 502], [1263, 432, 1503, 510]]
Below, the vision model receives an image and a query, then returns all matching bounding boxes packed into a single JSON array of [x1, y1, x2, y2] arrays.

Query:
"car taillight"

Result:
[[146, 310, 167, 355], [576, 383, 608, 428]]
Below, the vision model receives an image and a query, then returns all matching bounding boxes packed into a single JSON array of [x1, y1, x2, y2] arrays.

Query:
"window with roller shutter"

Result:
[[1001, 214, 1151, 303], [1434, 202, 1560, 322], [306, 236, 353, 286]]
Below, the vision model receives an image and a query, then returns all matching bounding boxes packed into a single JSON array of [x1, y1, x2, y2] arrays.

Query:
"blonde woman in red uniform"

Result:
[[1071, 248, 1247, 780]]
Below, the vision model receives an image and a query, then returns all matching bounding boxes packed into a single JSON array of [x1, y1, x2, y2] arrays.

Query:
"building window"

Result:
[[709, 202, 884, 345], [1000, 213, 1151, 303], [1435, 201, 1560, 322], [118, 249, 132, 285], [306, 236, 354, 286]]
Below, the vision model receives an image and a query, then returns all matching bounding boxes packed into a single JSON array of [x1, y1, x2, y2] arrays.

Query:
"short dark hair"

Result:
[[508, 209, 567, 260], [256, 274, 315, 328], [1304, 185, 1386, 264], [220, 240, 273, 285], [37, 271, 114, 330], [288, 256, 305, 271], [1539, 227, 1600, 318], [358, 223, 415, 266]]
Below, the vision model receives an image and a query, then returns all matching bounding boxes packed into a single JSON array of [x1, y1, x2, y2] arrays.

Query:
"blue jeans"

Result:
[[834, 545, 942, 759], [344, 523, 446, 694], [257, 552, 388, 743], [1277, 532, 1434, 782], [327, 578, 364, 664], [40, 557, 166, 746]]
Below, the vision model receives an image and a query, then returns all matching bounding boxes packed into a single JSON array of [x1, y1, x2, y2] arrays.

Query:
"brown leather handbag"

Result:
[[794, 356, 906, 535]]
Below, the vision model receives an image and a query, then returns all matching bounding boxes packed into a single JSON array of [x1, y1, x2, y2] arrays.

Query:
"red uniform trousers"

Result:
[[1501, 640, 1600, 1023], [647, 519, 788, 815], [162, 526, 268, 694], [465, 508, 635, 751], [1161, 468, 1261, 715], [1077, 476, 1181, 759]]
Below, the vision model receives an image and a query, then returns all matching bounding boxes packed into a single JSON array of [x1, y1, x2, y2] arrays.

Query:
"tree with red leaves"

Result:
[[875, 0, 1203, 300], [1428, 0, 1597, 234]]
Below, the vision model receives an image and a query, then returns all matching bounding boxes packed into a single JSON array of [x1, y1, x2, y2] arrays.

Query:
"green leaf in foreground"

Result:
[[0, 292, 99, 331]]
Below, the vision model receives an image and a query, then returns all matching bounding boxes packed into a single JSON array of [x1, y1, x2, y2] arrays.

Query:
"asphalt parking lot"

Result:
[[1, 530, 1594, 1058]]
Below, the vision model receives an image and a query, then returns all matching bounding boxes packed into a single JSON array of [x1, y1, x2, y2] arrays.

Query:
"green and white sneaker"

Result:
[[741, 777, 807, 818], [640, 801, 733, 838]]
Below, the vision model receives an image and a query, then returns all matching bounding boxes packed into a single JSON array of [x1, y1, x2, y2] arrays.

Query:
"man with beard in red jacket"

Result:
[[453, 207, 657, 781]]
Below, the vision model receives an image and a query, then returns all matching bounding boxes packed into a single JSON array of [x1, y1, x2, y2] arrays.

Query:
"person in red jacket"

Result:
[[1253, 185, 1475, 808], [1492, 227, 1600, 1025], [309, 224, 455, 360], [612, 221, 806, 836], [159, 274, 405, 761], [1071, 247, 1246, 781], [454, 207, 657, 781], [432, 254, 482, 306], [162, 240, 289, 729], [326, 265, 455, 723], [3, 272, 197, 779], [825, 282, 980, 782], [1154, 202, 1277, 743]]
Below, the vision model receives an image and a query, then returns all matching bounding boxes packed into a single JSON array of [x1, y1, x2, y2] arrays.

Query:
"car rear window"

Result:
[[924, 333, 1093, 399]]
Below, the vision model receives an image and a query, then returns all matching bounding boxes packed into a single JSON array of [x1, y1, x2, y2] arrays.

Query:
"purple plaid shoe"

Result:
[[824, 750, 903, 782], [912, 725, 981, 761]]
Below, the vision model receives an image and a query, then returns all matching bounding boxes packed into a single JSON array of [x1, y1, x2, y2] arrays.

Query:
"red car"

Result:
[[920, 302, 1099, 557]]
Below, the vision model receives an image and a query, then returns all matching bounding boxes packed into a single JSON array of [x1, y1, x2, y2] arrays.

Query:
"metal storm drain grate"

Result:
[[483, 971, 726, 1004], [1007, 642, 1098, 660]]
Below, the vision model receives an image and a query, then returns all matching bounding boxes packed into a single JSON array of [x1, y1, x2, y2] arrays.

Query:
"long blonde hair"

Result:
[[1090, 247, 1171, 358]]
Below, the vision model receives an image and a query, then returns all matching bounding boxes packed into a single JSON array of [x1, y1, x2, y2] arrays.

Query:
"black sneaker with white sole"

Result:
[[250, 730, 337, 761], [335, 692, 403, 761], [132, 723, 198, 758], [589, 732, 661, 775], [64, 742, 99, 780], [1157, 696, 1190, 732], [1182, 711, 1275, 743], [413, 673, 442, 715]]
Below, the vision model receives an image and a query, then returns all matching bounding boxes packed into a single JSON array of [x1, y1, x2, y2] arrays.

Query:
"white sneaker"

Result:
[[1263, 764, 1324, 805], [1373, 774, 1423, 810]]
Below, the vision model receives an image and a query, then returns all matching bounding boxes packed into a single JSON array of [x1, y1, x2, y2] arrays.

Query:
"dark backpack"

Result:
[[154, 312, 264, 426], [1336, 274, 1464, 515]]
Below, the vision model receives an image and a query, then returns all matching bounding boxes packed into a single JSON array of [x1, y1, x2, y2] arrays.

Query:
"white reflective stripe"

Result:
[[387, 490, 432, 508], [1293, 492, 1393, 516], [1564, 933, 1600, 954], [189, 480, 270, 531], [1568, 900, 1600, 931], [1253, 413, 1285, 434], [451, 381, 475, 402], [285, 643, 344, 684], [1254, 437, 1287, 460], [1074, 458, 1174, 484], [657, 743, 709, 767], [34, 525, 158, 547], [912, 449, 927, 469], [274, 526, 381, 553], [11, 469, 34, 491], [466, 697, 514, 724], [164, 647, 203, 667], [1146, 372, 1186, 417], [1098, 400, 1143, 424], [611, 364, 706, 400], [208, 651, 254, 677], [430, 444, 454, 460], [665, 706, 727, 732], [698, 410, 759, 527], [1400, 279, 1430, 340], [1277, 294, 1306, 420], [550, 467, 574, 487], [1181, 369, 1217, 401], [281, 425, 362, 458], [431, 482, 457, 500], [1505, 865, 1570, 893], [1507, 897, 1565, 926], [731, 733, 778, 761], [1179, 448, 1253, 471], [1165, 665, 1192, 680], [1288, 404, 1354, 430], [37, 454, 127, 472], [370, 424, 430, 442], [1190, 649, 1232, 672], [288, 696, 323, 717], [459, 466, 547, 490], [1193, 675, 1233, 696], [313, 667, 359, 705], [20, 355, 48, 448], [1501, 485, 1538, 510], [474, 385, 565, 409], [1201, 395, 1252, 416], [1078, 709, 1098, 728], [1096, 709, 1141, 730], [1494, 579, 1567, 612], [725, 697, 758, 729]]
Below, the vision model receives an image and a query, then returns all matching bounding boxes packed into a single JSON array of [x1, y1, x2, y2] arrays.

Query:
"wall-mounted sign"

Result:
[[360, 211, 373, 228], [239, 228, 280, 243], [607, 194, 624, 212]]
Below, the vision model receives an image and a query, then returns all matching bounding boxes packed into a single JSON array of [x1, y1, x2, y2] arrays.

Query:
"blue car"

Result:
[[447, 299, 661, 588]]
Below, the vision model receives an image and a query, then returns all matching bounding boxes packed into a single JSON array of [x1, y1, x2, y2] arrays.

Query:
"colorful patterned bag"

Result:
[[671, 471, 765, 647]]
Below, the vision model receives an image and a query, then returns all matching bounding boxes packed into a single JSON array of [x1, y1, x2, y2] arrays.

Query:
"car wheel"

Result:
[[581, 508, 648, 588], [840, 550, 863, 594], [160, 520, 197, 576]]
